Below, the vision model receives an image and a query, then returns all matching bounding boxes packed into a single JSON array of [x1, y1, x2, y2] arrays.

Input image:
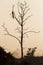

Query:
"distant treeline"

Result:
[[0, 46, 43, 65]]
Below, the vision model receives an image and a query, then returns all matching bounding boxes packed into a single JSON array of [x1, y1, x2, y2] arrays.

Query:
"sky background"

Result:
[[0, 0, 43, 55]]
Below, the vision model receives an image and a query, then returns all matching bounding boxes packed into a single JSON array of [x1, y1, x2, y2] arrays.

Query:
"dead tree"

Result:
[[2, 1, 40, 59]]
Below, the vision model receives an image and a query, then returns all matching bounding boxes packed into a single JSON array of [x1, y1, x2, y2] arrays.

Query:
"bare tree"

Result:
[[2, 1, 40, 59]]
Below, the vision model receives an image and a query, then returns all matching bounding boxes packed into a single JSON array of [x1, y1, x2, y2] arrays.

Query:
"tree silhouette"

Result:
[[2, 1, 40, 59], [27, 47, 37, 57]]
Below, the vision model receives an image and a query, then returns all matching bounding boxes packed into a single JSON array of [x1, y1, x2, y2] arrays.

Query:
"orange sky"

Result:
[[0, 0, 43, 55]]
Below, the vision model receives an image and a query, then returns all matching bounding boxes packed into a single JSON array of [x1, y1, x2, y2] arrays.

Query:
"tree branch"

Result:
[[15, 16, 21, 25], [19, 3, 24, 11], [23, 30, 40, 35], [23, 15, 32, 22], [23, 2, 30, 14], [12, 5, 21, 25], [24, 7, 30, 16], [2, 24, 21, 44], [17, 5, 21, 17]]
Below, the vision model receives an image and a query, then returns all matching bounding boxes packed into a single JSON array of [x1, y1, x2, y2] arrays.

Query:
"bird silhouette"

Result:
[[12, 5, 15, 19], [12, 11, 14, 18]]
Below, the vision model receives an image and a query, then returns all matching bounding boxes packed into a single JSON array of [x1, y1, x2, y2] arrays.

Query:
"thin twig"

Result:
[[23, 30, 40, 35], [24, 7, 30, 16], [23, 15, 32, 22]]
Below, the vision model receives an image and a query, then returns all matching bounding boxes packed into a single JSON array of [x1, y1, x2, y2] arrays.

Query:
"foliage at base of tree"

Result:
[[0, 46, 43, 65]]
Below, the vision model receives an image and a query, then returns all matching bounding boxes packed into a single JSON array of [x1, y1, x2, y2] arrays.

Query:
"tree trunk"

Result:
[[21, 23, 23, 59], [21, 41, 23, 59]]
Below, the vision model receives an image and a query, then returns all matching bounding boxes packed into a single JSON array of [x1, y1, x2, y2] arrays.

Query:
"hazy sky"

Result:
[[0, 0, 43, 53]]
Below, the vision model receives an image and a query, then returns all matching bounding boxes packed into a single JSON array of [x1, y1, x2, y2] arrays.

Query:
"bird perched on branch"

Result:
[[12, 5, 15, 18]]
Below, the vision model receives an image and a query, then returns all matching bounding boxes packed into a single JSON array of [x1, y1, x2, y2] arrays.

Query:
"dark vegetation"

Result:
[[0, 46, 43, 65]]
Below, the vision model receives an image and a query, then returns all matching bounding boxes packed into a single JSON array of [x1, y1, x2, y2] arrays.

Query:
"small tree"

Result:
[[27, 47, 37, 57], [2, 1, 39, 59]]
